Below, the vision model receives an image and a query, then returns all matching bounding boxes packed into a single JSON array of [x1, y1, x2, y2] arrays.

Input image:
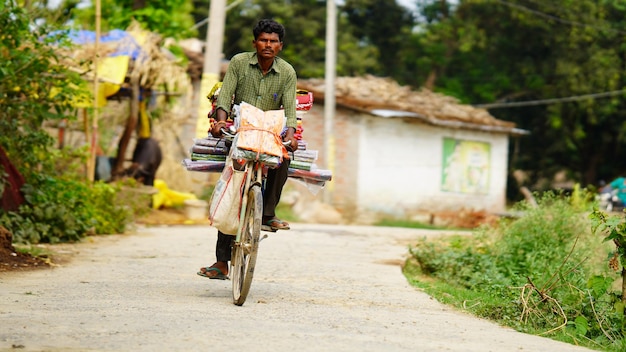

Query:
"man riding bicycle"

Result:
[[198, 19, 298, 280]]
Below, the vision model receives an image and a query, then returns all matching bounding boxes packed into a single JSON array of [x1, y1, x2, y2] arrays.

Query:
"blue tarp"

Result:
[[50, 29, 143, 59]]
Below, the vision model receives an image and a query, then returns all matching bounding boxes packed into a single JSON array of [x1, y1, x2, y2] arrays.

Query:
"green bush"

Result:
[[0, 3, 144, 244], [0, 176, 138, 244], [406, 190, 623, 349]]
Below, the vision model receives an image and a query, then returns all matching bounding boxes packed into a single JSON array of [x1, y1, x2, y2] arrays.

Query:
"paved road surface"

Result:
[[0, 224, 591, 351]]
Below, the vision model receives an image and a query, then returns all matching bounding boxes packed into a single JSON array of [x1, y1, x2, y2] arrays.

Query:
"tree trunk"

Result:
[[113, 75, 140, 178], [0, 145, 25, 212], [132, 0, 146, 10], [424, 71, 437, 90], [583, 152, 600, 186]]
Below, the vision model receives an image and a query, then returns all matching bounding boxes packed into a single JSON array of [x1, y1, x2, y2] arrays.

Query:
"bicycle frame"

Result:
[[220, 125, 290, 306], [235, 161, 263, 243]]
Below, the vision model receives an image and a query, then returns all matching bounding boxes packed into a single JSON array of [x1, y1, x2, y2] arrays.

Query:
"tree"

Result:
[[0, 2, 87, 179], [1, 2, 136, 243], [210, 0, 379, 78], [408, 0, 626, 190], [342, 0, 415, 80], [70, 0, 197, 39]]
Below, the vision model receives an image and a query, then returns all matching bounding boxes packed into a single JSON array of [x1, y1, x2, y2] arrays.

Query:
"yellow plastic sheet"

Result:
[[97, 55, 129, 85], [68, 55, 129, 108], [151, 179, 197, 209], [138, 101, 151, 138]]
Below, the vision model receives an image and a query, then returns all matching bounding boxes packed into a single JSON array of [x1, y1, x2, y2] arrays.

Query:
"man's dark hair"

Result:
[[253, 19, 285, 42]]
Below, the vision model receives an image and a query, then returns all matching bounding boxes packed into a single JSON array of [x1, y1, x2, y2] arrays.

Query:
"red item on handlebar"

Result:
[[296, 90, 313, 111]]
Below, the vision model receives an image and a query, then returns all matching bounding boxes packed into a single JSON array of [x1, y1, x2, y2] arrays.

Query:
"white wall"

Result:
[[355, 116, 509, 217]]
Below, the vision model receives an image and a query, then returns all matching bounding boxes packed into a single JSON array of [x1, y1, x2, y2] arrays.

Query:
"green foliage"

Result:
[[0, 3, 139, 244], [410, 0, 626, 187], [0, 3, 87, 178], [70, 0, 197, 39], [374, 218, 447, 230], [13, 243, 54, 262], [212, 0, 380, 79], [53, 0, 626, 191], [343, 0, 415, 79], [406, 191, 626, 350], [591, 209, 626, 268], [590, 207, 626, 346], [275, 202, 298, 224], [198, 184, 215, 203], [0, 177, 139, 244]]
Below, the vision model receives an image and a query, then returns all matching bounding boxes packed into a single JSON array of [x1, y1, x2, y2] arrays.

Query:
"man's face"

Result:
[[253, 32, 283, 60]]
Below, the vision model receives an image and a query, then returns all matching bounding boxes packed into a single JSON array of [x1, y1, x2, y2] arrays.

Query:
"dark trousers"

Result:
[[215, 158, 290, 262]]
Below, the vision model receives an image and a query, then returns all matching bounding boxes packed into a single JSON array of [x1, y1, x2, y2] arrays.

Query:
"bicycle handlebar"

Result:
[[220, 127, 236, 140]]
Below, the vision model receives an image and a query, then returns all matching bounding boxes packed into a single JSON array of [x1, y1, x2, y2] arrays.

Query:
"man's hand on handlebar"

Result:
[[211, 120, 227, 138], [211, 108, 229, 138], [283, 128, 298, 152], [284, 136, 297, 152]]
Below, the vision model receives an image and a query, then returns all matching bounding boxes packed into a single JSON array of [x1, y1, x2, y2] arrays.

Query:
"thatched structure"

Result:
[[55, 22, 191, 179], [298, 75, 518, 132], [58, 21, 189, 91]]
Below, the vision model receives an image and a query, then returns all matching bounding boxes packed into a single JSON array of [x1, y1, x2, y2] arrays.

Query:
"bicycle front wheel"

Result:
[[231, 183, 262, 306]]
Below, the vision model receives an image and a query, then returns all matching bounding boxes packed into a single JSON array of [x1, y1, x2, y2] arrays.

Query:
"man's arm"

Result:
[[281, 69, 298, 151], [282, 70, 297, 129]]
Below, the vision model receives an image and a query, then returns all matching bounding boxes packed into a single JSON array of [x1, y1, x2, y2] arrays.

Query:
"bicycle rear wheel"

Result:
[[231, 183, 262, 306]]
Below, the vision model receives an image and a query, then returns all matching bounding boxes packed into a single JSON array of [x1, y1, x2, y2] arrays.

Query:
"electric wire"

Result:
[[495, 0, 626, 35], [474, 89, 626, 109]]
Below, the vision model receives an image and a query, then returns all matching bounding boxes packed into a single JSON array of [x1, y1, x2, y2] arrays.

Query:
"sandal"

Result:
[[262, 218, 290, 231], [197, 266, 229, 280]]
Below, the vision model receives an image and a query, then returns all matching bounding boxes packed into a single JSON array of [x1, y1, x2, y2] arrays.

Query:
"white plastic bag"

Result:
[[208, 157, 247, 235]]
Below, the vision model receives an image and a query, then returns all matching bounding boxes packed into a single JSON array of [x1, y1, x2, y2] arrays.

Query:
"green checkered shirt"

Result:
[[216, 52, 297, 128]]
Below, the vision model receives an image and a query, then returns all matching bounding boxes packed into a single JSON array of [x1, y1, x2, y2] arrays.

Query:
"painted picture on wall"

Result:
[[441, 138, 491, 194]]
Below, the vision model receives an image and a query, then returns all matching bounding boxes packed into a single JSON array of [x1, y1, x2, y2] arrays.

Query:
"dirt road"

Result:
[[0, 224, 590, 351]]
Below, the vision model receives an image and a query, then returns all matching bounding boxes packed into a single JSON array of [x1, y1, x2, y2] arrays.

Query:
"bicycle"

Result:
[[220, 126, 291, 306]]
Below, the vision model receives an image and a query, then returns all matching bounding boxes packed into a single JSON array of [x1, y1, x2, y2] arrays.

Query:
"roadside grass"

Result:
[[13, 244, 51, 257], [404, 255, 612, 350], [375, 218, 447, 230], [276, 202, 299, 223], [402, 190, 625, 351], [13, 244, 55, 264]]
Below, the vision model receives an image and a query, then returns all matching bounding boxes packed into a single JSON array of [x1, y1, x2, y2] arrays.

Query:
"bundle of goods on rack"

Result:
[[182, 89, 332, 188], [182, 136, 332, 187]]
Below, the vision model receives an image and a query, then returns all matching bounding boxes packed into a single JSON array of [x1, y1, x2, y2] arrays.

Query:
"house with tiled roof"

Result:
[[296, 75, 527, 224]]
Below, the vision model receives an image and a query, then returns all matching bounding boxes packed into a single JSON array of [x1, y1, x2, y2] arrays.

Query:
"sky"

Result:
[[397, 0, 417, 11]]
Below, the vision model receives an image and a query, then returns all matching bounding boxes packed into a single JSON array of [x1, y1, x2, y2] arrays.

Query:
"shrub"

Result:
[[407, 190, 623, 349], [0, 3, 143, 243], [0, 176, 139, 244]]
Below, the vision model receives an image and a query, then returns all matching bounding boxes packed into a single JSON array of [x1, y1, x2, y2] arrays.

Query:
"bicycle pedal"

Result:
[[261, 225, 278, 232]]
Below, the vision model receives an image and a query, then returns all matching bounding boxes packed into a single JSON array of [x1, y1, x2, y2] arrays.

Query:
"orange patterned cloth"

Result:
[[236, 102, 286, 159]]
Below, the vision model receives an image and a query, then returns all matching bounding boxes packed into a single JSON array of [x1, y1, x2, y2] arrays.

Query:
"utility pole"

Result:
[[195, 0, 226, 138], [88, 0, 101, 182], [204, 0, 226, 77], [324, 0, 337, 202]]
